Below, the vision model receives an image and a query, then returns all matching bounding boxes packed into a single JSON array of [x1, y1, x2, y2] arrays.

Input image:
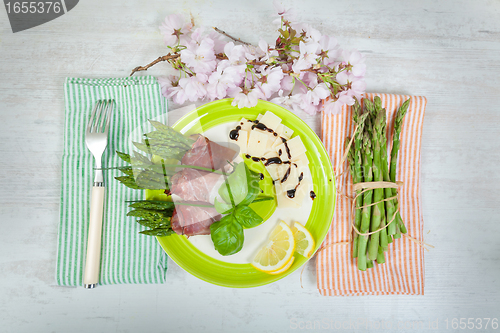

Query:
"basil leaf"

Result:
[[210, 215, 244, 256], [238, 166, 261, 207], [233, 205, 263, 229], [218, 162, 247, 206], [218, 162, 262, 207], [214, 197, 234, 215]]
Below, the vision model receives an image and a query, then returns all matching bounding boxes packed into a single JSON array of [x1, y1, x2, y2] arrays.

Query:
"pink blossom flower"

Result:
[[319, 35, 339, 67], [323, 99, 343, 115], [158, 75, 189, 104], [157, 76, 175, 97], [231, 88, 264, 108], [178, 74, 208, 102], [270, 90, 302, 112], [335, 72, 366, 102], [272, 0, 296, 24], [336, 71, 349, 86], [292, 41, 319, 73], [301, 71, 318, 88], [258, 39, 279, 62], [299, 99, 321, 115], [279, 75, 295, 93], [186, 27, 204, 47], [243, 45, 259, 61], [206, 66, 241, 101], [255, 66, 284, 98], [292, 23, 322, 43], [342, 50, 366, 77], [207, 30, 227, 54], [349, 77, 366, 101], [218, 62, 246, 86], [224, 42, 247, 65], [159, 14, 192, 47], [304, 83, 330, 106], [336, 90, 355, 106], [180, 38, 217, 74]]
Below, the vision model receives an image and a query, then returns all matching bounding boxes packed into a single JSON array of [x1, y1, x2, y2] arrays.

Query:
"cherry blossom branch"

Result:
[[130, 53, 180, 76], [146, 8, 366, 114], [213, 27, 251, 46]]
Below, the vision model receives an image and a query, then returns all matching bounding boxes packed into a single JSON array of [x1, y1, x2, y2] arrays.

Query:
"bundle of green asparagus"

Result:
[[347, 96, 410, 271]]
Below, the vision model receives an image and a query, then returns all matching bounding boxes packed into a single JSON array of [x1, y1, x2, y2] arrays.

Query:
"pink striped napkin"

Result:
[[317, 93, 427, 296]]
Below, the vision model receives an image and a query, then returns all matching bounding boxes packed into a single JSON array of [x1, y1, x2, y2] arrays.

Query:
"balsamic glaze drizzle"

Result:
[[281, 166, 291, 183], [231, 118, 305, 198], [286, 171, 305, 199]]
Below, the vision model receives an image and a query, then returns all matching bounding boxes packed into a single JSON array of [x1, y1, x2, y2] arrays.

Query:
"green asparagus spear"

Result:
[[127, 201, 175, 236], [357, 121, 373, 271], [116, 151, 132, 164], [390, 99, 410, 234], [348, 100, 368, 258], [346, 138, 358, 256], [376, 246, 385, 264], [148, 119, 195, 147], [368, 100, 388, 260], [377, 103, 398, 237], [128, 200, 175, 210], [374, 99, 390, 249]]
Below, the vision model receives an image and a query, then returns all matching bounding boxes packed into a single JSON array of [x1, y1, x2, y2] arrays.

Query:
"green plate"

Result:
[[153, 98, 335, 288]]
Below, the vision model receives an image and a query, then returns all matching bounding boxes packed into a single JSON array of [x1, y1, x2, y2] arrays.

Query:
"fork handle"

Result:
[[83, 186, 105, 288]]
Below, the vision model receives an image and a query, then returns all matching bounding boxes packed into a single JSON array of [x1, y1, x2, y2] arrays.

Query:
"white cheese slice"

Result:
[[259, 111, 282, 130], [262, 151, 280, 180], [275, 136, 306, 162], [271, 136, 286, 149], [275, 123, 294, 140], [291, 153, 309, 167], [256, 114, 263, 121], [275, 142, 291, 162], [238, 118, 254, 132], [280, 163, 299, 192], [247, 130, 269, 157], [264, 159, 289, 182], [235, 130, 248, 154], [265, 164, 280, 181], [253, 128, 277, 154], [291, 178, 310, 204]]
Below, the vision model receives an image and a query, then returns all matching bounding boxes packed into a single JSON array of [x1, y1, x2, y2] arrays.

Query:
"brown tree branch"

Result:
[[213, 27, 251, 46], [129, 53, 180, 76]]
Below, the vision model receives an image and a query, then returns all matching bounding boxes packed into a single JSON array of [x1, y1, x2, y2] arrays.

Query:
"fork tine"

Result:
[[104, 100, 114, 134], [96, 100, 108, 133], [87, 100, 102, 133]]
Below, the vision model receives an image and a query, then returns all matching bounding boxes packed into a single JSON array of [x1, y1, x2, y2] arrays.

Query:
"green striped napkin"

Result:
[[56, 76, 168, 286]]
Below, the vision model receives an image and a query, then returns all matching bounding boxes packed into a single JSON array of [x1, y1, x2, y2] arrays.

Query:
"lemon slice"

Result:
[[251, 221, 295, 272], [268, 256, 295, 275], [292, 222, 315, 258]]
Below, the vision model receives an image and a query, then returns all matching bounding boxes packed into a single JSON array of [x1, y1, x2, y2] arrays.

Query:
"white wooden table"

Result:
[[1, 0, 499, 332]]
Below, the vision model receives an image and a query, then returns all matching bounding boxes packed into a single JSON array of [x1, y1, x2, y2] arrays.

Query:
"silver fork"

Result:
[[83, 100, 114, 289]]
